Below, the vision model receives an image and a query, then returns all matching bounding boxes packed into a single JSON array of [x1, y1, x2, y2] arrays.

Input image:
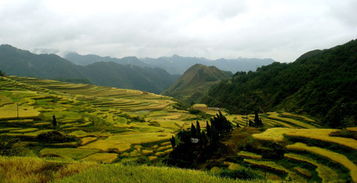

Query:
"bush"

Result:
[[37, 131, 77, 143], [219, 168, 263, 180], [0, 136, 19, 155], [189, 109, 201, 114]]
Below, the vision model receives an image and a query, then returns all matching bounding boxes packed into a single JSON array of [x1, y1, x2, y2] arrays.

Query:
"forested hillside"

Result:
[[203, 40, 357, 127], [0, 45, 177, 93], [163, 64, 232, 104]]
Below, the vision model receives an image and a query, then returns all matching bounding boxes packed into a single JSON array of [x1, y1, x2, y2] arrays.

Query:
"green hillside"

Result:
[[0, 45, 177, 93], [203, 40, 357, 127], [163, 64, 232, 104]]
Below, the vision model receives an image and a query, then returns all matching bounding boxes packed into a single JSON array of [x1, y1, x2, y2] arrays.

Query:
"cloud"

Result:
[[0, 0, 356, 62]]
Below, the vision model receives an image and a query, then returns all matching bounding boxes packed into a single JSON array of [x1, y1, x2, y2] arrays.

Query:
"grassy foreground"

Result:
[[56, 164, 258, 183], [0, 156, 258, 183]]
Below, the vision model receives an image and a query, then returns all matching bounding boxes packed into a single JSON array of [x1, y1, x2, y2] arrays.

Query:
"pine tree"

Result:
[[170, 136, 176, 148], [196, 121, 201, 136], [52, 115, 57, 129], [254, 111, 263, 127], [206, 121, 211, 137], [190, 123, 196, 137]]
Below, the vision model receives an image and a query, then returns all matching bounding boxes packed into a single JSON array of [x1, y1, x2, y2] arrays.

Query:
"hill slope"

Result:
[[0, 45, 177, 93], [203, 40, 357, 127], [0, 45, 85, 80], [163, 64, 232, 103]]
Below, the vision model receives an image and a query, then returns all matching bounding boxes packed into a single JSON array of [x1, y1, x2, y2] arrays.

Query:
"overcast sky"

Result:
[[0, 0, 356, 62]]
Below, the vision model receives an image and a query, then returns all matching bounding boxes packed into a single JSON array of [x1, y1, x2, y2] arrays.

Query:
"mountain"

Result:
[[0, 45, 177, 93], [202, 40, 357, 127], [64, 52, 148, 67], [141, 55, 275, 74], [65, 52, 275, 75], [0, 44, 85, 80], [162, 64, 232, 104], [81, 62, 178, 93]]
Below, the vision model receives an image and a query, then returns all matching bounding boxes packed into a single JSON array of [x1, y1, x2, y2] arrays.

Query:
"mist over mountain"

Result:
[[64, 52, 275, 75], [141, 55, 275, 74], [0, 45, 177, 93], [65, 52, 148, 67]]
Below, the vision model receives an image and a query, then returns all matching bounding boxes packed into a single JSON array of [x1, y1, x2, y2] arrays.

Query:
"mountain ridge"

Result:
[[0, 44, 177, 93], [64, 52, 275, 75]]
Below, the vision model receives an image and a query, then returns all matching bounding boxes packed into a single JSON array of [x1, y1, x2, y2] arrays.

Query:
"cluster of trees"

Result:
[[248, 112, 263, 127], [203, 40, 357, 128], [167, 111, 234, 168]]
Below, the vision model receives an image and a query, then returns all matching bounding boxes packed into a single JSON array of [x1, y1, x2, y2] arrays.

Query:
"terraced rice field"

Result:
[[284, 153, 341, 183], [0, 76, 194, 163], [232, 127, 357, 182], [226, 111, 319, 128], [2, 76, 356, 183]]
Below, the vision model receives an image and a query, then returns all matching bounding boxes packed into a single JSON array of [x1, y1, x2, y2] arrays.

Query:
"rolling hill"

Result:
[[162, 64, 232, 104], [0, 45, 177, 93], [202, 39, 357, 127]]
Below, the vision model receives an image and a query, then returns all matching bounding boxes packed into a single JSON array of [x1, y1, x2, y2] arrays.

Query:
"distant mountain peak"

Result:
[[162, 64, 232, 103]]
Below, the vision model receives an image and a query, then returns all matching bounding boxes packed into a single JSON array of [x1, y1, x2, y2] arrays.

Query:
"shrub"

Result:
[[37, 131, 77, 143], [0, 136, 19, 155], [219, 168, 263, 180]]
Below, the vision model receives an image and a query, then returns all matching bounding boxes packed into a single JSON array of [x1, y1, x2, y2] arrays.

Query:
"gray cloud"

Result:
[[0, 0, 356, 62]]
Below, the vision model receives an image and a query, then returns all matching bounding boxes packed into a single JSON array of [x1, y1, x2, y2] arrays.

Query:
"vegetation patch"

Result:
[[56, 164, 257, 183], [40, 148, 99, 160], [82, 153, 118, 163]]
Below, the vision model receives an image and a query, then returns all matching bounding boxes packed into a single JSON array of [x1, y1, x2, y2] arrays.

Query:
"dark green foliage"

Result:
[[188, 109, 201, 114], [166, 112, 233, 168], [0, 70, 4, 76], [203, 40, 357, 127], [218, 168, 263, 180], [209, 111, 233, 137], [170, 136, 176, 148], [37, 131, 76, 143], [0, 136, 19, 155]]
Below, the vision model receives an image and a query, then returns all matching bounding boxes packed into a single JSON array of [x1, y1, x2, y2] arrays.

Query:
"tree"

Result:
[[170, 136, 176, 148], [209, 111, 233, 137], [52, 115, 58, 129], [190, 123, 196, 137], [167, 112, 235, 168], [254, 111, 263, 127], [196, 121, 201, 136]]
